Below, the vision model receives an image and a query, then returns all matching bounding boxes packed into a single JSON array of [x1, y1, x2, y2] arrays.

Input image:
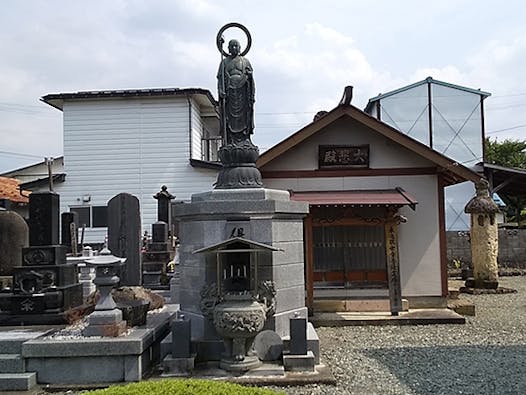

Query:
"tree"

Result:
[[485, 137, 526, 169], [485, 137, 526, 225]]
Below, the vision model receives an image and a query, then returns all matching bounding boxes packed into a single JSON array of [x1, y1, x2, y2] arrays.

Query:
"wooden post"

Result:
[[304, 215, 314, 314], [385, 208, 403, 316]]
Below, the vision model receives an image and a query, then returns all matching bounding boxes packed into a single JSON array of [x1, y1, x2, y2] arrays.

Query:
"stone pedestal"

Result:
[[174, 188, 309, 359]]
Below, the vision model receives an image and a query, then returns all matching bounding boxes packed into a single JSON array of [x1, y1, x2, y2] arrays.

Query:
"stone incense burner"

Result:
[[196, 237, 277, 371]]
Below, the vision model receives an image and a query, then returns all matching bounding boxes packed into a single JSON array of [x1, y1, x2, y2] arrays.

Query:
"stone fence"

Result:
[[447, 229, 526, 269]]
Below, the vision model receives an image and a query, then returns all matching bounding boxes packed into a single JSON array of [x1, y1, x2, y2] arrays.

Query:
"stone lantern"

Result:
[[464, 179, 500, 289], [83, 247, 127, 337], [195, 237, 277, 372]]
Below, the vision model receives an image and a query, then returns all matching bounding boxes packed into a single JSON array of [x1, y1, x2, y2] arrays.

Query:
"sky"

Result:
[[1, 0, 526, 173]]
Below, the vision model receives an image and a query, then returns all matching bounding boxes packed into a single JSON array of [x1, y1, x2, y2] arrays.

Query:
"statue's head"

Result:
[[228, 39, 241, 56]]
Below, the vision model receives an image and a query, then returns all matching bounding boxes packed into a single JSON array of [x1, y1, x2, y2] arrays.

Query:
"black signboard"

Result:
[[319, 145, 369, 169]]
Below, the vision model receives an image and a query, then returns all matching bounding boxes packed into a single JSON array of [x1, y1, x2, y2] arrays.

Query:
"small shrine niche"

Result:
[[218, 241, 260, 296], [195, 237, 278, 299]]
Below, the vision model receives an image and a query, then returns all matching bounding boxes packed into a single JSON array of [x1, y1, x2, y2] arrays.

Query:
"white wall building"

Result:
[[41, 88, 221, 243]]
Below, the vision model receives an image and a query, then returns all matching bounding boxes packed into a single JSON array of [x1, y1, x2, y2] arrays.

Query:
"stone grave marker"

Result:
[[61, 211, 78, 254], [0, 192, 83, 324], [107, 193, 141, 286], [0, 210, 28, 277]]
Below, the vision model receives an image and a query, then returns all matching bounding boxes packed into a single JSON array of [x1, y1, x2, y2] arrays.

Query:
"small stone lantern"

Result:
[[83, 247, 127, 337], [464, 179, 500, 289]]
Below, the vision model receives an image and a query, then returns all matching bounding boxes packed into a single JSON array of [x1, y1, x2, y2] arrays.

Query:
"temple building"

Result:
[[258, 87, 480, 311]]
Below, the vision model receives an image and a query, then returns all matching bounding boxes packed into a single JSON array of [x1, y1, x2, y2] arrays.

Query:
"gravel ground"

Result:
[[269, 276, 526, 395], [39, 277, 526, 395]]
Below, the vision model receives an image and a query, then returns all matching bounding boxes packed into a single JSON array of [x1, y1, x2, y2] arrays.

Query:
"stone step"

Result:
[[0, 372, 37, 391], [0, 328, 52, 354], [0, 354, 25, 373], [313, 298, 409, 312]]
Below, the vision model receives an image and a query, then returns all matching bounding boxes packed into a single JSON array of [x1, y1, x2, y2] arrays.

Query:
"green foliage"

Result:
[[485, 137, 526, 169], [85, 378, 285, 395], [485, 137, 526, 225]]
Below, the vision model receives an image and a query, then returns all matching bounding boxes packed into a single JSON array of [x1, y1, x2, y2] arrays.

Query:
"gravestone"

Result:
[[61, 211, 78, 254], [289, 316, 307, 355], [29, 192, 59, 246], [142, 221, 170, 288], [0, 192, 83, 325], [107, 193, 142, 286], [161, 315, 195, 375], [153, 185, 175, 224], [283, 315, 315, 372], [0, 210, 28, 277]]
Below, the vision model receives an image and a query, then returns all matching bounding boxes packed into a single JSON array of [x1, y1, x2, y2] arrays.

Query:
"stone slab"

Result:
[[447, 299, 476, 316], [283, 350, 315, 372], [0, 354, 25, 373], [313, 298, 410, 312], [191, 188, 291, 202], [23, 305, 177, 384], [310, 308, 466, 327], [23, 304, 177, 357], [0, 328, 52, 354], [161, 354, 196, 376], [0, 372, 37, 391], [243, 362, 285, 377]]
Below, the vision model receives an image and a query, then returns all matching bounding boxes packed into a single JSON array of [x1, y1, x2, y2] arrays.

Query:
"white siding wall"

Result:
[[54, 97, 218, 243]]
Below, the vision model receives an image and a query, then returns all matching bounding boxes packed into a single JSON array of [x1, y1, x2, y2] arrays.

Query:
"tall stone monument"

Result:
[[464, 179, 500, 289], [174, 23, 309, 366], [107, 193, 142, 286]]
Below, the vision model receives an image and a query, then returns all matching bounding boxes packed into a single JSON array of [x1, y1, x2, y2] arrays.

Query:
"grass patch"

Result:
[[85, 378, 284, 395]]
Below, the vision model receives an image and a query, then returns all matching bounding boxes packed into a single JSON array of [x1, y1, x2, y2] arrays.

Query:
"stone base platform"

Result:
[[447, 299, 476, 316], [21, 304, 177, 384], [156, 361, 335, 386], [313, 298, 409, 313], [459, 286, 517, 295], [310, 308, 466, 327]]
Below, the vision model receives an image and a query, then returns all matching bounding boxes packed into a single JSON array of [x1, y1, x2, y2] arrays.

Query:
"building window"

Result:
[[201, 117, 221, 162], [70, 205, 108, 228], [92, 206, 108, 228], [201, 136, 222, 162]]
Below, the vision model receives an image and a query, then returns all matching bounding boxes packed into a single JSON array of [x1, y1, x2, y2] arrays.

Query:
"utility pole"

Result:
[[45, 157, 54, 192]]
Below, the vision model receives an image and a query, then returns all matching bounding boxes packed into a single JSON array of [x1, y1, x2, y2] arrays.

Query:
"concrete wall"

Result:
[[447, 228, 526, 269]]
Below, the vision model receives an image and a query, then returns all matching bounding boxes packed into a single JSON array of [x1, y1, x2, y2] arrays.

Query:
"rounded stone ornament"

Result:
[[254, 330, 284, 361]]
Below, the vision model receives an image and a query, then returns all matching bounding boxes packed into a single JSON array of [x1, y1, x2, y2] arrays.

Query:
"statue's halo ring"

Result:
[[216, 23, 252, 57]]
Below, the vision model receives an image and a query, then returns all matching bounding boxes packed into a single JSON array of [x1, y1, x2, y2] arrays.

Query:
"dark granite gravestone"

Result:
[[0, 210, 28, 277], [0, 192, 83, 325], [107, 193, 142, 286], [142, 221, 171, 288], [153, 185, 175, 224], [29, 192, 59, 246], [290, 316, 308, 355], [172, 317, 192, 358]]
